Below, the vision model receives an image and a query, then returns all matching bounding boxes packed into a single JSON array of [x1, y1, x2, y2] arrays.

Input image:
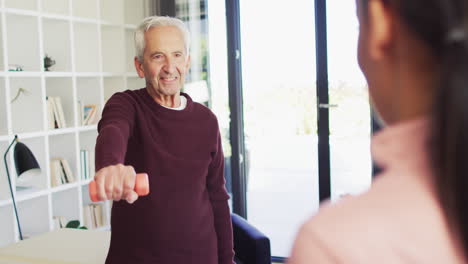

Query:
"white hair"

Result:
[[134, 16, 190, 62]]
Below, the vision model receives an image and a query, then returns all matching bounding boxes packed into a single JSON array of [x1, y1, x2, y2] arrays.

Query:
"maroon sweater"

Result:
[[95, 88, 234, 264]]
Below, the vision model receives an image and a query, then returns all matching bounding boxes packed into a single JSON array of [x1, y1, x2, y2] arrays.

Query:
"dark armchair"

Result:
[[232, 213, 271, 264]]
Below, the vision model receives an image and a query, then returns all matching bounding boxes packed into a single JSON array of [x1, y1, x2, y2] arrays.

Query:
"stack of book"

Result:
[[83, 203, 106, 229], [52, 216, 67, 230], [46, 96, 67, 129], [50, 158, 75, 187], [80, 149, 94, 180]]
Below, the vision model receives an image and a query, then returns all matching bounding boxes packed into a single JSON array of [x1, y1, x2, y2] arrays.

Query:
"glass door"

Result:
[[239, 0, 319, 257], [327, 0, 372, 201]]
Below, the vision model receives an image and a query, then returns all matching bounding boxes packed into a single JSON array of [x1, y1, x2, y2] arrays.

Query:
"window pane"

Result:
[[176, 0, 233, 199], [240, 0, 319, 257], [327, 0, 372, 200]]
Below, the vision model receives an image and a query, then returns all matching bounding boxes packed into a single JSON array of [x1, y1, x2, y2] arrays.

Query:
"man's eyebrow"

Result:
[[149, 51, 163, 57]]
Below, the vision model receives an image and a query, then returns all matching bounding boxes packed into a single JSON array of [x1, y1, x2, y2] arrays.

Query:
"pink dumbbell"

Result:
[[89, 173, 150, 202]]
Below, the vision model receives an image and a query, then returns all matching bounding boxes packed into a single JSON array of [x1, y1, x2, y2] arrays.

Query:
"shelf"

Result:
[[6, 71, 42, 77], [16, 187, 49, 203], [0, 198, 12, 208], [6, 14, 41, 72], [77, 124, 97, 132], [41, 0, 70, 16], [42, 12, 70, 21], [51, 182, 81, 193], [44, 72, 73, 77], [0, 0, 150, 247], [42, 18, 72, 72]]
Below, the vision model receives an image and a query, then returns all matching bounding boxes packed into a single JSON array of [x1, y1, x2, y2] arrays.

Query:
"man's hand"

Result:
[[93, 164, 139, 204]]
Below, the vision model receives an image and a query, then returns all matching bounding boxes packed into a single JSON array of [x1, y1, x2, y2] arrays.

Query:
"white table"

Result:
[[0, 229, 110, 264]]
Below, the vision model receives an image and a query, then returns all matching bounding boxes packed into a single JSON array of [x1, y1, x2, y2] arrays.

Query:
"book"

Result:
[[53, 97, 67, 128], [50, 159, 64, 187], [47, 96, 67, 129], [46, 97, 55, 129], [80, 149, 90, 180], [51, 157, 74, 185], [60, 159, 75, 183], [53, 216, 67, 230]]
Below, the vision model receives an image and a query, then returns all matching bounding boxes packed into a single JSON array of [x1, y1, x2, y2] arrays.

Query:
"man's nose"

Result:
[[162, 58, 176, 73]]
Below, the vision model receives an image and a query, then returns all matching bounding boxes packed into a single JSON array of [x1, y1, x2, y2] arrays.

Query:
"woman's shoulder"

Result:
[[289, 172, 459, 263]]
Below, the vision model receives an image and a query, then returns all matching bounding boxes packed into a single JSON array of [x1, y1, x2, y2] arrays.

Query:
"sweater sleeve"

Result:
[[95, 92, 135, 171], [206, 129, 235, 264]]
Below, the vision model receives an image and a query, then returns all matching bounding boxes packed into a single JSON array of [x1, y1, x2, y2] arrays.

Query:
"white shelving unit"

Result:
[[0, 0, 149, 247]]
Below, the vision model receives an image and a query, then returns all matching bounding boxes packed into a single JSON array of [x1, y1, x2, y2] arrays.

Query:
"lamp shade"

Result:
[[14, 142, 41, 186]]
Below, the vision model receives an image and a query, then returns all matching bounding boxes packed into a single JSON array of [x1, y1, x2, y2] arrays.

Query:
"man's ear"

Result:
[[367, 0, 394, 60], [134, 57, 145, 78], [185, 55, 191, 72]]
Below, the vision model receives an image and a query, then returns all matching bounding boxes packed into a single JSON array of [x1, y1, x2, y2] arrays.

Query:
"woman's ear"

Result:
[[367, 0, 394, 60]]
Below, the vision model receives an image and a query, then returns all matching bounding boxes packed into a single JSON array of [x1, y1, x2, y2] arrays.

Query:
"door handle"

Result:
[[318, 103, 338, 109]]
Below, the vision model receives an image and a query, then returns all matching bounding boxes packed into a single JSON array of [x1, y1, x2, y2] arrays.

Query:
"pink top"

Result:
[[288, 118, 465, 263]]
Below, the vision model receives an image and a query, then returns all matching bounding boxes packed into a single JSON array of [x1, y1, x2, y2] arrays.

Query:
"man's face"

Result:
[[135, 26, 190, 97]]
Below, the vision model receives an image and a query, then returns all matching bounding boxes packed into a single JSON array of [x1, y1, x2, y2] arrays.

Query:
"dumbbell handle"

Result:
[[89, 173, 150, 202]]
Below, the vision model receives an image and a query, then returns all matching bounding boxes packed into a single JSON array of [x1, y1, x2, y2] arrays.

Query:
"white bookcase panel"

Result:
[[127, 77, 145, 90], [45, 77, 75, 128], [101, 26, 124, 73], [0, 206, 15, 247], [42, 0, 70, 16], [100, 0, 124, 25], [125, 0, 146, 26], [125, 29, 135, 73], [73, 22, 100, 72], [42, 18, 72, 72], [17, 196, 50, 238], [0, 140, 10, 201], [0, 19, 4, 71], [0, 79, 7, 136], [72, 0, 98, 19], [6, 14, 40, 72], [10, 77, 44, 134], [0, 0, 150, 247], [104, 77, 125, 102], [52, 188, 80, 225], [5, 0, 38, 11]]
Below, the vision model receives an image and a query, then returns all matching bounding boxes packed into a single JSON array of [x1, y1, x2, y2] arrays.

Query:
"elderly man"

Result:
[[93, 16, 234, 264]]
